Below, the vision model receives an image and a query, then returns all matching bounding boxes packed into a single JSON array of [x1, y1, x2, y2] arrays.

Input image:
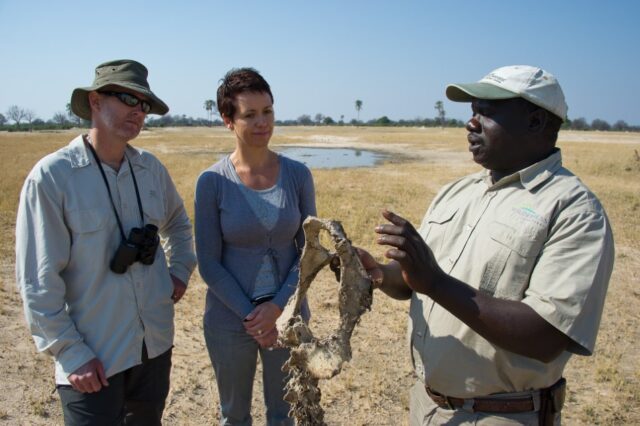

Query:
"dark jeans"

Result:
[[57, 344, 172, 426]]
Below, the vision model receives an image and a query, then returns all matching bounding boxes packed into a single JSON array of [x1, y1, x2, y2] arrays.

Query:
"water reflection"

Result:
[[278, 147, 382, 169]]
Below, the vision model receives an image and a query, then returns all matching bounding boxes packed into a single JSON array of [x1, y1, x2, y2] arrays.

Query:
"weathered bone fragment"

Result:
[[276, 217, 373, 425]]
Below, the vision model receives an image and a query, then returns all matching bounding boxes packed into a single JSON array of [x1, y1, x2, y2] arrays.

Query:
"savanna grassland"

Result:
[[0, 127, 638, 425]]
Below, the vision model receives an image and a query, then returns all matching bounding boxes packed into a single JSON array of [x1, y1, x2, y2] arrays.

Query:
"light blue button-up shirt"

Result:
[[16, 135, 196, 384]]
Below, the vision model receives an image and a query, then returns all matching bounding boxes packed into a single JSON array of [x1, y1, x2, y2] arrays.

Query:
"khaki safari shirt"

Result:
[[410, 149, 614, 398], [16, 135, 196, 384]]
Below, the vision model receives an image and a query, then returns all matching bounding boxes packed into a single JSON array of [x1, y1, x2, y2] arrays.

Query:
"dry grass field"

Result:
[[0, 126, 638, 425]]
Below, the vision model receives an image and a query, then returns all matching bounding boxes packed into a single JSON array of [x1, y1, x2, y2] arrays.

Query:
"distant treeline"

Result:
[[1, 108, 638, 132]]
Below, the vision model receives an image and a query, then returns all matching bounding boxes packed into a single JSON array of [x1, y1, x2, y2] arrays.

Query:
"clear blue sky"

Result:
[[1, 0, 639, 125]]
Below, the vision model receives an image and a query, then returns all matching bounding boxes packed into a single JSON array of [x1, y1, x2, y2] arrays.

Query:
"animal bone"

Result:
[[276, 217, 373, 425]]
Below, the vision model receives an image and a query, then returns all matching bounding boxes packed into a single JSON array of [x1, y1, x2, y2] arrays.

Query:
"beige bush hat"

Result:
[[71, 59, 169, 120], [446, 65, 568, 121]]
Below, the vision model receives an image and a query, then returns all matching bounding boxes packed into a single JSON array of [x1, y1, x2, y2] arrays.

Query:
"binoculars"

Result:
[[110, 224, 160, 274]]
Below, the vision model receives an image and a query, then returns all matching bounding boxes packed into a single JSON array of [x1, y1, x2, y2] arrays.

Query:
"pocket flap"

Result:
[[489, 221, 543, 258], [66, 208, 110, 233], [426, 207, 458, 225], [142, 192, 165, 223]]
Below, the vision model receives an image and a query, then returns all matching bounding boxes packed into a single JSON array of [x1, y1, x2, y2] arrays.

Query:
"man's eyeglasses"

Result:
[[99, 91, 152, 113]]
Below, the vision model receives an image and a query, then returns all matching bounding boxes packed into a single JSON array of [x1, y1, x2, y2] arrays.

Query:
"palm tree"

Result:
[[204, 99, 216, 126], [355, 100, 363, 122], [434, 100, 446, 129]]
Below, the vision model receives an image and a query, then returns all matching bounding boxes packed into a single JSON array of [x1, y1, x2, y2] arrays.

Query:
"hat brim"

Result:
[[446, 82, 519, 102], [71, 82, 169, 121]]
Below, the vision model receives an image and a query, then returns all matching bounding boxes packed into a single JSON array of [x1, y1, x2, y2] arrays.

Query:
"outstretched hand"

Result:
[[375, 209, 444, 295]]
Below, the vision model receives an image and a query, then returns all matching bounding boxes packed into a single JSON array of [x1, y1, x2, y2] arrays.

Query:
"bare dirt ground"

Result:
[[1, 127, 638, 425]]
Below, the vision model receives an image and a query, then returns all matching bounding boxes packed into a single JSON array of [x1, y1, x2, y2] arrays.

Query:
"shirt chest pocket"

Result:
[[141, 191, 166, 227], [423, 207, 459, 256], [65, 208, 113, 251], [480, 221, 546, 300], [66, 208, 111, 234]]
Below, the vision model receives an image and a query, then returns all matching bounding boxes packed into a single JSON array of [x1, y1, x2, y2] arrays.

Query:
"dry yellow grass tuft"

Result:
[[0, 127, 638, 425]]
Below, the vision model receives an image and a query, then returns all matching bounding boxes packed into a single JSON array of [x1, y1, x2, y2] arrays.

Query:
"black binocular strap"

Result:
[[83, 136, 145, 240]]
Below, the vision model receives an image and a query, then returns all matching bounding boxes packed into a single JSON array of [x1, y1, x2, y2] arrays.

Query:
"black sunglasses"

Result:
[[99, 91, 152, 113]]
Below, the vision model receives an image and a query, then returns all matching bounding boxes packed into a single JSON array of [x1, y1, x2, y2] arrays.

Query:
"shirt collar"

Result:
[[66, 135, 91, 168], [66, 134, 143, 169], [519, 149, 562, 190], [483, 149, 563, 191]]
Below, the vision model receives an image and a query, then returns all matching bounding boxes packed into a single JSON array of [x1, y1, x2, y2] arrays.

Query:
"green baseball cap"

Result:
[[446, 65, 568, 121], [70, 59, 169, 120]]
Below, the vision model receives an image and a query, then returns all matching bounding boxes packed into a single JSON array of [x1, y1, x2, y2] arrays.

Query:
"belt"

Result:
[[425, 386, 536, 413]]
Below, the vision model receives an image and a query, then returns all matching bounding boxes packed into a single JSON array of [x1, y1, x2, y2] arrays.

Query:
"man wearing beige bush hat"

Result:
[[16, 59, 196, 425], [359, 65, 614, 425]]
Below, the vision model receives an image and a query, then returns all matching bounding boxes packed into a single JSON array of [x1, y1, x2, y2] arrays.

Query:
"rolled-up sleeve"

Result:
[[15, 174, 95, 377]]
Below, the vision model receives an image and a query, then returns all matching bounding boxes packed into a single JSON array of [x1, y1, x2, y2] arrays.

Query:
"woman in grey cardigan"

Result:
[[195, 68, 316, 425]]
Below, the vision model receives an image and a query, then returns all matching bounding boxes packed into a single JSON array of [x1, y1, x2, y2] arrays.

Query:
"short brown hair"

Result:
[[216, 68, 273, 120]]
